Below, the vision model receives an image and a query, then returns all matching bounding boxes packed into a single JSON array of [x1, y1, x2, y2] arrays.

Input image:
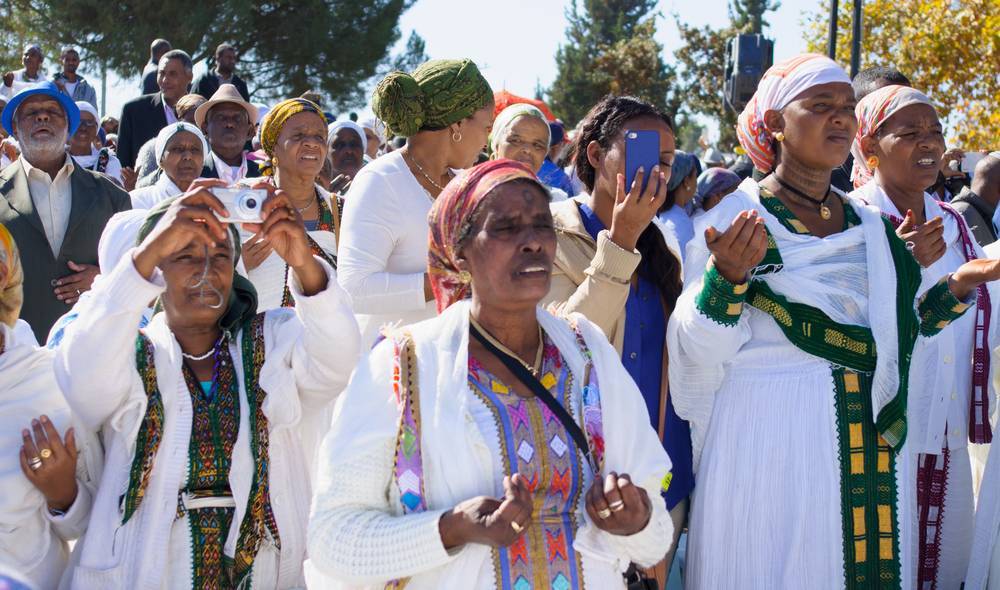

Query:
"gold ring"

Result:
[[39, 448, 53, 460], [610, 500, 625, 512], [28, 457, 42, 470], [597, 507, 612, 519], [510, 521, 523, 533]]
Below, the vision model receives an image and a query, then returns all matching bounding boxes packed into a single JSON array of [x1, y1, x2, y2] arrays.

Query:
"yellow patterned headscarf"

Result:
[[258, 97, 328, 175], [0, 223, 24, 328]]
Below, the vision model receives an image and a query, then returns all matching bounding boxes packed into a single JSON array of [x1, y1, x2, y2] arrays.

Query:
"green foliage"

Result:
[[547, 0, 678, 127], [729, 0, 781, 34], [2, 0, 416, 109]]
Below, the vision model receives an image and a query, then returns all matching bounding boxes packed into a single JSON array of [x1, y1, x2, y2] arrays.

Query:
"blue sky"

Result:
[[92, 0, 819, 140]]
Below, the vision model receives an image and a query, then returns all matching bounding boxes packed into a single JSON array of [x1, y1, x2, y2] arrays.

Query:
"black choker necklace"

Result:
[[774, 176, 833, 220]]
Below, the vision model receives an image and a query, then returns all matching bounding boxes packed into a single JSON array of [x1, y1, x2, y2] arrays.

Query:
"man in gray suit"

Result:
[[0, 81, 131, 341]]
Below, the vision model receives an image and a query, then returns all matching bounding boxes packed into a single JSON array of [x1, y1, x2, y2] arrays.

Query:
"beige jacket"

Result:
[[543, 196, 643, 352]]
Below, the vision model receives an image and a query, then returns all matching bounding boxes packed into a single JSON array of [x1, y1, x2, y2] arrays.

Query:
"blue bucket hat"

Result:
[[1, 81, 81, 137]]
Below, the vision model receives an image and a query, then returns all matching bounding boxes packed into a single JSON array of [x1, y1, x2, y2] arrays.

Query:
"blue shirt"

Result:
[[538, 158, 578, 197], [577, 202, 694, 509]]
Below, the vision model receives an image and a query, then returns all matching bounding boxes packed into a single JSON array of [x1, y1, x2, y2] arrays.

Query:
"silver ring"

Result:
[[597, 507, 612, 519], [28, 457, 42, 471], [905, 241, 915, 252], [510, 520, 523, 533], [610, 500, 626, 512]]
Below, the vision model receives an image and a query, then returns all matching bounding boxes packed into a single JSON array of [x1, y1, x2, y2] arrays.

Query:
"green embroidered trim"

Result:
[[917, 277, 972, 337], [746, 281, 876, 372], [876, 219, 921, 449], [122, 335, 164, 524], [832, 367, 901, 589], [758, 186, 861, 234], [232, 314, 280, 586], [695, 263, 749, 326]]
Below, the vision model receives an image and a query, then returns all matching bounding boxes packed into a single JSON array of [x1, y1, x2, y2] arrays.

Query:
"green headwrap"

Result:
[[372, 58, 493, 138], [137, 197, 258, 335]]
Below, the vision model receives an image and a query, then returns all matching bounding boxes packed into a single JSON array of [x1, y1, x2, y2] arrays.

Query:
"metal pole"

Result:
[[100, 60, 107, 117], [827, 0, 839, 60], [850, 0, 863, 78]]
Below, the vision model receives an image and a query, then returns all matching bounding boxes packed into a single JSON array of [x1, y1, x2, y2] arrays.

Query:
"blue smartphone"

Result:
[[624, 129, 660, 195]]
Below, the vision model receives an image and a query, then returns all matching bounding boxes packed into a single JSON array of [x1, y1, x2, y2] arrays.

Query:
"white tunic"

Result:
[[337, 150, 437, 349], [307, 301, 673, 589], [54, 253, 360, 589], [850, 183, 999, 589], [668, 180, 920, 589], [0, 321, 94, 590]]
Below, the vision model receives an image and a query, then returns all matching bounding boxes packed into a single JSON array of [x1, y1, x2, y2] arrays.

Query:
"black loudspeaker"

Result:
[[724, 34, 775, 112]]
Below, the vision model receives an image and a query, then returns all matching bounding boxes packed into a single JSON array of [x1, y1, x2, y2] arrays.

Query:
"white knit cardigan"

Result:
[[54, 253, 360, 589]]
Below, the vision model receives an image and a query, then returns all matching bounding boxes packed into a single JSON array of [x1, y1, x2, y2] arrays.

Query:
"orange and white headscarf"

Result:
[[0, 224, 23, 328], [737, 53, 851, 173], [850, 84, 935, 188]]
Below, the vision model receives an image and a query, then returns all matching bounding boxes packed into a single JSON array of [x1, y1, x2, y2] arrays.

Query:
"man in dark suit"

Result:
[[117, 49, 193, 169], [0, 82, 131, 341], [194, 84, 261, 182], [191, 44, 250, 102]]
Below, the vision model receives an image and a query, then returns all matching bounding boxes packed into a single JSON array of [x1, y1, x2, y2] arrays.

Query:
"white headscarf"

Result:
[[154, 121, 209, 164], [358, 116, 386, 147], [74, 101, 98, 123], [326, 120, 367, 154], [489, 103, 550, 154]]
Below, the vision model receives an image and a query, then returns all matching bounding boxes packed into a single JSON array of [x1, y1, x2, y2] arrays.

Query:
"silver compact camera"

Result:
[[212, 187, 266, 223]]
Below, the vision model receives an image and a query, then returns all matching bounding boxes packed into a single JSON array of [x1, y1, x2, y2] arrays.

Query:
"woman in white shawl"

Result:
[[667, 53, 1000, 589], [0, 224, 95, 589], [308, 159, 672, 589], [129, 122, 209, 210], [849, 84, 1000, 589], [54, 182, 360, 588]]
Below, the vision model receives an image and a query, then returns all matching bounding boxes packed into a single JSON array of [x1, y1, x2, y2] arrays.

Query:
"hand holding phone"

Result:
[[607, 131, 669, 251]]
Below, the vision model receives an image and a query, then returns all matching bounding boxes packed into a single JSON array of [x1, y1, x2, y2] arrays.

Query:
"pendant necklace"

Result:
[[775, 176, 834, 220]]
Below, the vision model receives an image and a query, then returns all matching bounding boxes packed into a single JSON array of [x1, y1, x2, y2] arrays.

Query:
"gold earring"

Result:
[[272, 156, 279, 167], [773, 131, 785, 142], [867, 155, 880, 170], [458, 270, 471, 284], [452, 130, 463, 143]]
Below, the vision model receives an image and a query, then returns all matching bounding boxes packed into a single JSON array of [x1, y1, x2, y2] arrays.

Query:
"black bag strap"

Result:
[[470, 324, 595, 472]]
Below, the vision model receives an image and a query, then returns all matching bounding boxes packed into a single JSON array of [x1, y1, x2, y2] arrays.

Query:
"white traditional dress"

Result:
[[307, 301, 673, 589], [54, 254, 360, 589], [668, 179, 972, 589], [0, 320, 96, 590], [852, 182, 1000, 589]]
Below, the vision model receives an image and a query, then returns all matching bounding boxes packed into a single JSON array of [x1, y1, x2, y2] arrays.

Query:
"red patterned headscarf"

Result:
[[850, 84, 935, 188], [427, 159, 545, 312], [737, 53, 851, 173]]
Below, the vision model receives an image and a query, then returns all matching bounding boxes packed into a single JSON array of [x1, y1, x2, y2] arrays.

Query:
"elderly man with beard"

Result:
[[0, 82, 130, 342]]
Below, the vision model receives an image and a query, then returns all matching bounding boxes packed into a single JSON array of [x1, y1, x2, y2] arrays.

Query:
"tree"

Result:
[[547, 1, 679, 127], [6, 0, 416, 110], [389, 31, 428, 74], [730, 0, 781, 34], [803, 0, 1000, 149], [672, 0, 779, 150]]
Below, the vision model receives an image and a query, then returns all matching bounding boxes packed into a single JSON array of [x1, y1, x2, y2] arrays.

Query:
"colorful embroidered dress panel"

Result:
[[468, 335, 586, 590], [180, 353, 240, 589]]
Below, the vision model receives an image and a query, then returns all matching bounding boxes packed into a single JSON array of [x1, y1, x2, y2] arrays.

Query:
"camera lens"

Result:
[[245, 198, 257, 209]]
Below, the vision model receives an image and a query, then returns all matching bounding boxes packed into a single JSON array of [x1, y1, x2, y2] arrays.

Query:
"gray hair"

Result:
[[159, 49, 192, 73]]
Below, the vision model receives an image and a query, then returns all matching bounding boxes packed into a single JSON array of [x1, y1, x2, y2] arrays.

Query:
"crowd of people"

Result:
[[1, 35, 1000, 590]]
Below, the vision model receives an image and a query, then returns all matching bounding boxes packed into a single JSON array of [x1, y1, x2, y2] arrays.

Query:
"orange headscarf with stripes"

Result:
[[0, 224, 23, 328]]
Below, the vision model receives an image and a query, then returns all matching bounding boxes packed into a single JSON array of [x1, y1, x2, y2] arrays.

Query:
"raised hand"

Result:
[[705, 210, 768, 284], [241, 183, 326, 295], [608, 167, 669, 251], [898, 210, 945, 268], [438, 473, 533, 550], [19, 415, 78, 512], [949, 258, 1000, 301], [241, 232, 274, 272], [132, 178, 231, 280], [585, 472, 652, 536], [121, 166, 139, 192]]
